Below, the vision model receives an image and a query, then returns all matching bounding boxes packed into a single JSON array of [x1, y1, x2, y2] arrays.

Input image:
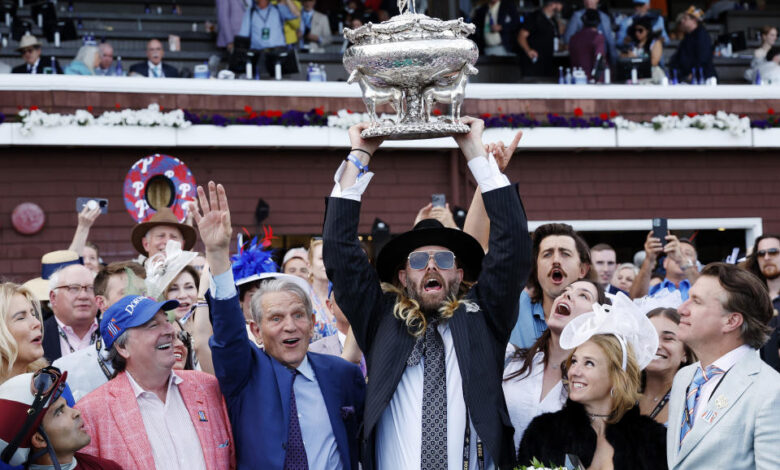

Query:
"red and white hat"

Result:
[[0, 369, 67, 466]]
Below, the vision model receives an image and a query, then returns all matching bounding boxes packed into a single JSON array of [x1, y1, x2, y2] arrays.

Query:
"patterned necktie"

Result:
[[284, 370, 308, 470], [408, 321, 447, 469], [679, 365, 724, 446], [152, 65, 161, 77]]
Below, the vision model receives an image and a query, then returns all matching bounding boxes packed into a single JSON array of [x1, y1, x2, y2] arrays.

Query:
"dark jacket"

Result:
[[760, 315, 779, 372], [669, 24, 715, 81], [42, 315, 62, 363], [471, 0, 521, 54], [128, 61, 180, 78], [518, 400, 668, 470], [323, 185, 532, 469], [12, 59, 63, 74]]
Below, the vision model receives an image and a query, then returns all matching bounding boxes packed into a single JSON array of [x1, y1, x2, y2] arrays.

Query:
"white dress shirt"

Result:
[[148, 61, 164, 77], [331, 153, 509, 202], [126, 371, 208, 470], [502, 348, 566, 450], [375, 321, 494, 470], [693, 344, 755, 422]]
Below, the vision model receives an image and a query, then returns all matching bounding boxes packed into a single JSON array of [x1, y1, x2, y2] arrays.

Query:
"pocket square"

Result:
[[341, 406, 355, 420]]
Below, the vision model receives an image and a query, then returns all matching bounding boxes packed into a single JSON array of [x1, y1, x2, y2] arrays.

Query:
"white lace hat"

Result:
[[560, 292, 659, 370]]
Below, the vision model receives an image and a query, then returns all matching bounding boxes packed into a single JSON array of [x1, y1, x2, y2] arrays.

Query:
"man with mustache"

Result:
[[323, 118, 531, 469], [745, 234, 780, 372], [509, 223, 591, 349]]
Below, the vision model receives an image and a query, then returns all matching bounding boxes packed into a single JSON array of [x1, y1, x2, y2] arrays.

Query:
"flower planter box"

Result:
[[175, 125, 332, 147], [484, 127, 617, 149], [8, 123, 177, 146], [752, 128, 780, 147], [616, 127, 752, 148]]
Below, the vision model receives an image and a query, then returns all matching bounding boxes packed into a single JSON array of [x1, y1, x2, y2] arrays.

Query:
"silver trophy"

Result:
[[343, 0, 478, 140]]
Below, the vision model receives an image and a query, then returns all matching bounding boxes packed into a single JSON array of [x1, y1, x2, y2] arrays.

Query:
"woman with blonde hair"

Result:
[[518, 293, 668, 470], [308, 238, 337, 340], [64, 45, 100, 75], [0, 282, 48, 383]]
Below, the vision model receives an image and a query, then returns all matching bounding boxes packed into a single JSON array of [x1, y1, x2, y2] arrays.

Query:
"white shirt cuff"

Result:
[[210, 268, 237, 300], [329, 160, 374, 202], [467, 153, 510, 192]]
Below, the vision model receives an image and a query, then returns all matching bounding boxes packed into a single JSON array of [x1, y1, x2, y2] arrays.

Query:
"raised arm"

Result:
[[67, 205, 101, 256], [323, 123, 386, 354], [630, 231, 662, 299], [192, 182, 252, 396], [454, 119, 530, 342], [462, 131, 522, 252]]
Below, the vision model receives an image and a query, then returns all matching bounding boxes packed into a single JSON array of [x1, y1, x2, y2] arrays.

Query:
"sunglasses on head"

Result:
[[407, 250, 456, 270], [0, 367, 65, 464], [757, 248, 780, 257]]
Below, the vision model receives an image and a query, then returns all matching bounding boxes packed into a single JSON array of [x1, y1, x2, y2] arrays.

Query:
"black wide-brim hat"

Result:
[[376, 219, 484, 284]]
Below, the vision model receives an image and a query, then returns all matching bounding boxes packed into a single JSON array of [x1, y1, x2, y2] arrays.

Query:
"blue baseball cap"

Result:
[[100, 295, 179, 349], [632, 0, 649, 4]]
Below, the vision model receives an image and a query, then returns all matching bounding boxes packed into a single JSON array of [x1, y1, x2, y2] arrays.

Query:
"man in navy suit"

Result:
[[128, 39, 180, 78], [193, 181, 365, 470]]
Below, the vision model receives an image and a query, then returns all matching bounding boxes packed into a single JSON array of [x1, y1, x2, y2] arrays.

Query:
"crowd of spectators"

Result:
[[1, 119, 779, 470], [0, 1, 777, 83]]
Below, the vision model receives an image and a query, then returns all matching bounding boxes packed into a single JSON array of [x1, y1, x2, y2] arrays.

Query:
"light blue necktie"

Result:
[[679, 365, 724, 446], [152, 65, 161, 77]]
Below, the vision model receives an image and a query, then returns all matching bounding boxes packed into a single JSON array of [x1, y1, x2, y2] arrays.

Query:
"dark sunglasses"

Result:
[[757, 248, 780, 257], [407, 250, 456, 270], [0, 367, 65, 464]]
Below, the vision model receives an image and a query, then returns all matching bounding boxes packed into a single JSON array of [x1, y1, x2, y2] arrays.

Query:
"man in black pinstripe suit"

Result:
[[323, 118, 532, 470]]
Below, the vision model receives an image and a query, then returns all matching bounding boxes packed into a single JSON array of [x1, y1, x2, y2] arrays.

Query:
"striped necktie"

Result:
[[679, 365, 724, 446]]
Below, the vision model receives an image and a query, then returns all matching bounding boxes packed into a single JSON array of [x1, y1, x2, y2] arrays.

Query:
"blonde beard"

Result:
[[381, 282, 467, 338]]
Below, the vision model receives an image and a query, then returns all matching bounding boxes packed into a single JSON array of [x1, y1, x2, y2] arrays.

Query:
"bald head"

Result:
[[98, 43, 114, 70], [146, 39, 164, 65]]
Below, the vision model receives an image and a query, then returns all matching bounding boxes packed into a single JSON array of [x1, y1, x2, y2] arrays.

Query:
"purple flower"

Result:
[[0, 112, 6, 125]]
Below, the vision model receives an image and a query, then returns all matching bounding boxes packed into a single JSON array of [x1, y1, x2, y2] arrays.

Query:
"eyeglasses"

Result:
[[757, 248, 780, 257], [0, 367, 65, 463], [407, 250, 456, 270], [54, 284, 95, 295], [20, 47, 38, 55]]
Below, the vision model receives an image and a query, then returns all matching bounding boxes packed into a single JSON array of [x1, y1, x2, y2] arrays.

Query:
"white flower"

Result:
[[327, 109, 371, 128]]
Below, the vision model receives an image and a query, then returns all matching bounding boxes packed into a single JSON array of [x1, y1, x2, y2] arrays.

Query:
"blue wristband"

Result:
[[347, 153, 369, 176]]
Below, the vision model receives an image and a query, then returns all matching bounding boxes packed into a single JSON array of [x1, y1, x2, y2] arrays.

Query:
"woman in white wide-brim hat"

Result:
[[517, 292, 668, 470]]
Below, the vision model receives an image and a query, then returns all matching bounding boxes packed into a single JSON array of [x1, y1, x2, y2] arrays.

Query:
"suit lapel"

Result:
[[449, 304, 471, 391], [178, 374, 213, 468], [676, 355, 760, 463], [271, 355, 294, 437], [668, 365, 695, 463], [309, 353, 351, 469], [110, 373, 156, 469]]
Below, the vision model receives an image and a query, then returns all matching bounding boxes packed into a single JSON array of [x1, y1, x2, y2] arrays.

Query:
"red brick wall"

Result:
[[1, 146, 777, 283]]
